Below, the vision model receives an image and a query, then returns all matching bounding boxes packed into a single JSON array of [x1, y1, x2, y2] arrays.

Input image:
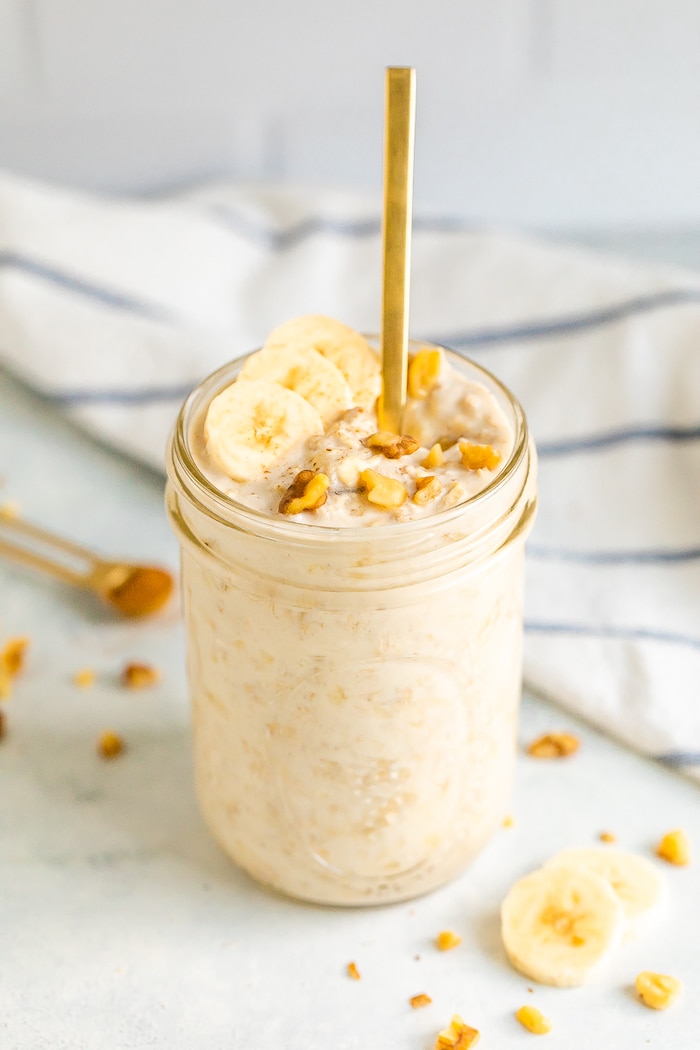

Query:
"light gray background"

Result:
[[2, 1, 700, 230]]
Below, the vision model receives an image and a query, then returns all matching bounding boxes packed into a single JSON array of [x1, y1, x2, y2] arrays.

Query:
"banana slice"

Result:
[[501, 864, 624, 987], [264, 315, 381, 409], [204, 378, 323, 482], [238, 345, 353, 427], [545, 847, 665, 938]]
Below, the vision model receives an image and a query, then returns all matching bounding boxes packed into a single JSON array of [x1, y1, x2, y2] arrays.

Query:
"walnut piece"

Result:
[[360, 469, 407, 509], [0, 637, 29, 699], [365, 431, 419, 459], [459, 441, 502, 471], [436, 930, 462, 951], [278, 469, 330, 515], [98, 730, 124, 759], [599, 831, 616, 844], [347, 961, 361, 980], [526, 732, 580, 759], [122, 662, 160, 689], [515, 1005, 552, 1034], [421, 442, 445, 469], [408, 348, 442, 399], [413, 476, 442, 505], [635, 971, 683, 1010], [435, 1014, 480, 1049], [655, 828, 690, 866], [409, 993, 432, 1009]]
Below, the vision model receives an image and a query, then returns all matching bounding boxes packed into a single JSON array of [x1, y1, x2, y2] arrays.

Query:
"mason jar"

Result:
[[166, 344, 537, 905]]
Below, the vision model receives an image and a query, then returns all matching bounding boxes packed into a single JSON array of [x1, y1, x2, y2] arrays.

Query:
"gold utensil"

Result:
[[378, 66, 416, 434], [0, 512, 174, 617]]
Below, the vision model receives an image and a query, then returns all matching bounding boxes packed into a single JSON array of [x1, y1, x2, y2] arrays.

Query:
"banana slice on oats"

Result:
[[501, 863, 624, 987], [544, 847, 666, 938], [204, 378, 323, 482], [239, 344, 353, 427], [264, 315, 381, 409]]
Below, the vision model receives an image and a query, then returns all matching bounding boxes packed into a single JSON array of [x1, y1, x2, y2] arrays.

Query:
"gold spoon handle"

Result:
[[379, 66, 416, 434], [0, 514, 99, 587]]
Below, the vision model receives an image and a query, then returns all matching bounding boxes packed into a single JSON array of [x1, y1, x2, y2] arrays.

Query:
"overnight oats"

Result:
[[166, 316, 537, 905]]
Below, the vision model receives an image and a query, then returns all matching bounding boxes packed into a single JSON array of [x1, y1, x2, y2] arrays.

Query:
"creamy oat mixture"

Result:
[[168, 317, 536, 904]]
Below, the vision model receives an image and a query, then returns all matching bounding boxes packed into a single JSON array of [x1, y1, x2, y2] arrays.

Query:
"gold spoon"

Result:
[[378, 66, 416, 434], [0, 511, 174, 617]]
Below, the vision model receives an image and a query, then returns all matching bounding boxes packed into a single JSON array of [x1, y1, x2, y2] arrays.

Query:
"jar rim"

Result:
[[167, 340, 531, 545]]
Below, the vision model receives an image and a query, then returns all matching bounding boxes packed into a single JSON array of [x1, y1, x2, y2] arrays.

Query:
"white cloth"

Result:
[[1, 170, 699, 780]]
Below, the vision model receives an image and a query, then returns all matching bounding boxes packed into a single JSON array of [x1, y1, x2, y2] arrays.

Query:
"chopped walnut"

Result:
[[635, 971, 683, 1010], [360, 469, 407, 509], [0, 500, 20, 520], [459, 441, 502, 471], [599, 831, 616, 844], [347, 961, 361, 980], [436, 930, 462, 951], [409, 993, 432, 1009], [278, 469, 330, 515], [526, 732, 580, 759], [74, 668, 96, 688], [408, 348, 442, 399], [0, 637, 29, 699], [413, 476, 442, 505], [515, 1005, 552, 1034], [365, 431, 419, 459], [655, 828, 690, 866], [435, 1014, 480, 1049], [421, 442, 444, 469], [122, 662, 160, 689], [98, 730, 124, 759]]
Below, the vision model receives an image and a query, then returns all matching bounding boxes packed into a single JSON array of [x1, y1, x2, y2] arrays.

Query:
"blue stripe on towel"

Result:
[[438, 288, 700, 348], [0, 252, 175, 322], [655, 751, 700, 767], [55, 383, 198, 406], [528, 545, 700, 564], [525, 621, 700, 652], [205, 208, 470, 248], [538, 423, 700, 456]]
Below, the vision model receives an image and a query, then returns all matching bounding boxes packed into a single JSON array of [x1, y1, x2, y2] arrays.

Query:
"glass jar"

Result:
[[166, 345, 537, 905]]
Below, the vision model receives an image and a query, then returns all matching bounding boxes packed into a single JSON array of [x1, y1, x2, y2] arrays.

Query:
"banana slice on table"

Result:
[[501, 864, 624, 987], [264, 315, 381, 409], [238, 345, 353, 427], [544, 847, 665, 938], [204, 378, 323, 482]]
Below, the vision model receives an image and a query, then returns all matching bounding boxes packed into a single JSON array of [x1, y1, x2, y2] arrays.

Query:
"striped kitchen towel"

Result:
[[1, 169, 699, 780]]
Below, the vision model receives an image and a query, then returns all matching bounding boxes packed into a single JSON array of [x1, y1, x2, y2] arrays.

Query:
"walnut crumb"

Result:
[[74, 668, 96, 688], [278, 470, 330, 514], [515, 1005, 552, 1034], [409, 993, 432, 1009], [421, 443, 444, 469], [635, 971, 683, 1010], [0, 637, 29, 699], [436, 930, 462, 951], [122, 663, 160, 689], [98, 730, 124, 759], [526, 732, 580, 759], [347, 961, 361, 980], [365, 431, 419, 459], [599, 831, 616, 844], [655, 828, 690, 866], [435, 1014, 480, 1048]]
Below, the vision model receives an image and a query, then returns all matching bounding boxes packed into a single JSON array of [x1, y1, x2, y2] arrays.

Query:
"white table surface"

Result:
[[1, 235, 699, 1049]]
